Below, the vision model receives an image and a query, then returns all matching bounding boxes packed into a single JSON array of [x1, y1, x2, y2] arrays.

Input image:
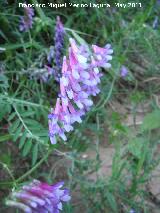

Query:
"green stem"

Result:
[[16, 148, 53, 183], [0, 162, 15, 182], [95, 74, 116, 111], [0, 94, 49, 110]]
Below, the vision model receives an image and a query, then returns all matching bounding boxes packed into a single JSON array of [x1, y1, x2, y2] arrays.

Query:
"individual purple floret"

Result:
[[48, 38, 113, 144], [92, 44, 113, 68], [6, 179, 71, 213], [19, 5, 34, 32], [129, 209, 136, 213], [46, 59, 60, 82], [120, 65, 128, 78], [152, 16, 159, 29], [48, 16, 65, 81]]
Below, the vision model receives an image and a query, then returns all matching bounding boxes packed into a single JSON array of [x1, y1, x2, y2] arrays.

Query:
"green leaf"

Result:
[[0, 29, 8, 42], [105, 191, 118, 212], [0, 154, 11, 166], [25, 119, 43, 127], [21, 111, 35, 117], [13, 124, 23, 142], [71, 31, 88, 46], [0, 74, 9, 88], [32, 143, 39, 166], [141, 110, 160, 131], [9, 119, 20, 134], [0, 103, 11, 120], [128, 137, 144, 159], [0, 134, 11, 142], [8, 112, 16, 121], [22, 139, 32, 157], [33, 130, 48, 137], [1, 42, 33, 50], [31, 0, 46, 19], [19, 131, 27, 149]]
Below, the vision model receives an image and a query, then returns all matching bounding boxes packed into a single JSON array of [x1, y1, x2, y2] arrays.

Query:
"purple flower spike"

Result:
[[19, 5, 34, 32], [120, 65, 128, 78], [48, 38, 113, 144], [6, 179, 71, 213], [54, 16, 65, 68], [48, 16, 65, 81]]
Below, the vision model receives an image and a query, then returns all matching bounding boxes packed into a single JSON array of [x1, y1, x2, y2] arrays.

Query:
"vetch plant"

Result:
[[1, 1, 160, 213], [6, 180, 71, 213], [48, 38, 113, 144]]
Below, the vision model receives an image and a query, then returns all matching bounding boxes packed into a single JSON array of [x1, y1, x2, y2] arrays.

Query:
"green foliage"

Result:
[[0, 0, 160, 213], [7, 104, 49, 163]]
